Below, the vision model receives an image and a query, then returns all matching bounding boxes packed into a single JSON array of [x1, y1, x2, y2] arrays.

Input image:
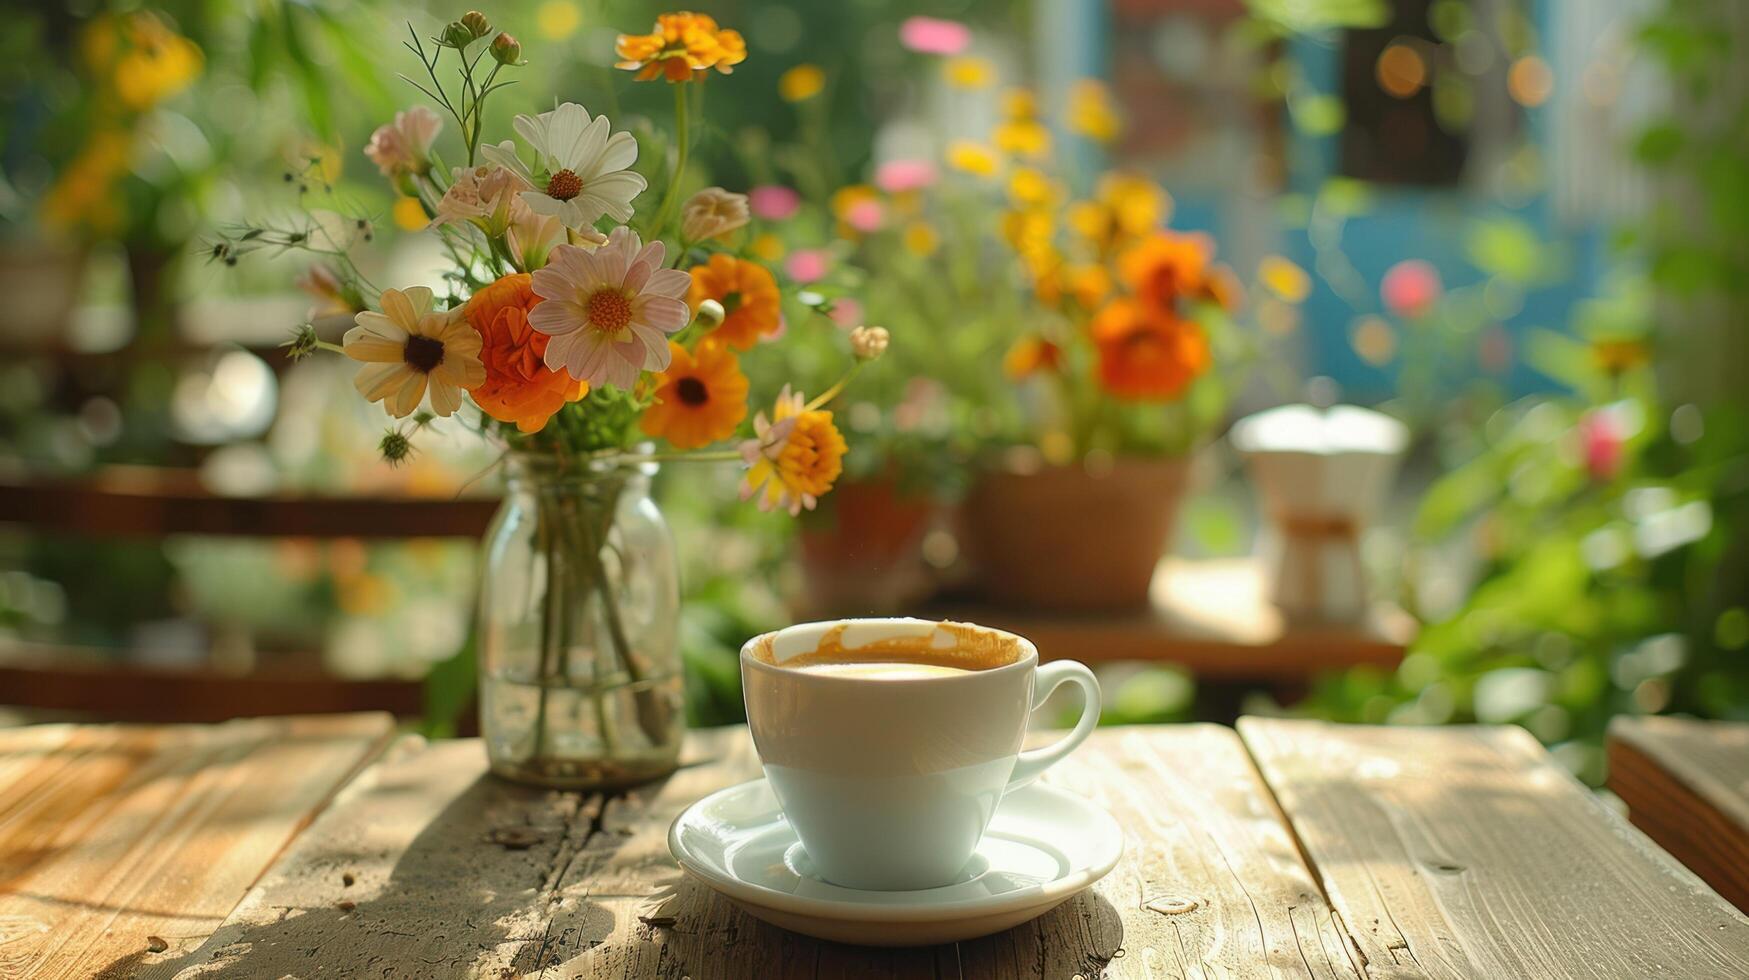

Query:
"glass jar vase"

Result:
[[477, 452, 684, 789]]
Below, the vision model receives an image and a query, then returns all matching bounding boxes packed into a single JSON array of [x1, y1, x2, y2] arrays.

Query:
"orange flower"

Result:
[[615, 12, 746, 82], [739, 386, 847, 515], [1119, 231, 1213, 310], [1090, 298, 1210, 401], [639, 339, 749, 449], [1004, 336, 1063, 379], [464, 273, 587, 433], [688, 254, 782, 350]]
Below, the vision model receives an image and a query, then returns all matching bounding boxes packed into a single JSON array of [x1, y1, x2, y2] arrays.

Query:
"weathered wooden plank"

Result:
[[0, 713, 394, 980], [1608, 715, 1749, 911], [164, 725, 1359, 978], [1239, 717, 1749, 980]]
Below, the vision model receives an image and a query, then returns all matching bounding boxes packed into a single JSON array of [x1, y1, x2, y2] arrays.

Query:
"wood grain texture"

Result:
[[1239, 717, 1749, 980], [0, 713, 394, 980], [158, 725, 1359, 978], [1608, 715, 1749, 911]]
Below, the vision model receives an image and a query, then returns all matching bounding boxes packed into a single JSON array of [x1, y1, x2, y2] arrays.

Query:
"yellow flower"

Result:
[[641, 339, 749, 449], [994, 119, 1051, 158], [1067, 79, 1121, 142], [750, 232, 785, 262], [1066, 263, 1114, 308], [779, 63, 826, 102], [1001, 209, 1054, 254], [1097, 173, 1170, 239], [1002, 88, 1038, 119], [947, 140, 999, 177], [1006, 167, 1059, 208], [344, 286, 486, 419], [739, 386, 847, 515], [100, 13, 202, 112], [1259, 255, 1311, 304], [536, 1, 581, 40], [615, 12, 747, 82], [943, 56, 994, 89], [902, 223, 939, 256], [392, 196, 427, 231]]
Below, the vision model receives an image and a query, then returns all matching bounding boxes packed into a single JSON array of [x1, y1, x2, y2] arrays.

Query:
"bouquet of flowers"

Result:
[[212, 10, 886, 786]]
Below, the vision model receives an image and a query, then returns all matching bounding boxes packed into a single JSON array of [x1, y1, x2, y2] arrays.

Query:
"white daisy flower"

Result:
[[343, 286, 485, 418], [528, 227, 692, 389], [481, 102, 647, 231]]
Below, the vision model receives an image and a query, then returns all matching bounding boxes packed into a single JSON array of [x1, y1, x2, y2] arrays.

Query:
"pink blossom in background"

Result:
[[874, 159, 938, 194], [1380, 259, 1443, 319], [828, 297, 864, 328], [785, 249, 830, 283], [844, 198, 885, 233], [748, 185, 801, 221], [898, 16, 970, 55], [1579, 411, 1624, 482]]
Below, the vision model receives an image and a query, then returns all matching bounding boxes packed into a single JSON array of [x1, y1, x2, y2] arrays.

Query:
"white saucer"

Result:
[[667, 778, 1123, 946]]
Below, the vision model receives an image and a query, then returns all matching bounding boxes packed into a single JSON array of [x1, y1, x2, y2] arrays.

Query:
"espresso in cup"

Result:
[[741, 618, 1101, 891]]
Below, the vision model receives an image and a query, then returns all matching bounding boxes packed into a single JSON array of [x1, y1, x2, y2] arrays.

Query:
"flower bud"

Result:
[[441, 20, 474, 48], [379, 428, 416, 467], [490, 32, 522, 65], [849, 325, 889, 361], [461, 10, 492, 38], [694, 299, 726, 328]]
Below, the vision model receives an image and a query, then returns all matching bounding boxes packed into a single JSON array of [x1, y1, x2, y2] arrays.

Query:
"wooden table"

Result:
[[5, 717, 1747, 979], [1609, 715, 1749, 912]]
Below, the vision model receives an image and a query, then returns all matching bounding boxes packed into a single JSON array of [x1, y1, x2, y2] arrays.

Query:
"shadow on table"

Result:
[[642, 878, 1125, 978], [131, 764, 638, 980]]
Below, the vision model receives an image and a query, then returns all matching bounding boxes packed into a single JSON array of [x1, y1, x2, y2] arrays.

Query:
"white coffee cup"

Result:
[[740, 617, 1101, 891]]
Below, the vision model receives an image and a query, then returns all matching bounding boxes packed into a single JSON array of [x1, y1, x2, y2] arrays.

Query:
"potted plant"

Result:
[[213, 9, 887, 788]]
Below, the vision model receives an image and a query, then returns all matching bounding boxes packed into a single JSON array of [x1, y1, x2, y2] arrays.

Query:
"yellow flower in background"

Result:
[[1006, 167, 1059, 208], [750, 232, 785, 262], [1259, 255, 1311, 304], [1067, 263, 1114, 308], [903, 223, 939, 257], [947, 140, 999, 177], [536, 0, 582, 40], [1067, 79, 1121, 142], [739, 386, 847, 515], [1351, 315, 1397, 365], [615, 12, 747, 81], [88, 12, 202, 112], [994, 87, 1050, 158], [392, 196, 427, 231], [1000, 208, 1054, 255], [1591, 337, 1650, 375], [779, 63, 826, 102], [1098, 173, 1170, 237], [943, 56, 994, 89], [1066, 201, 1113, 247], [39, 130, 131, 233], [1004, 335, 1062, 379]]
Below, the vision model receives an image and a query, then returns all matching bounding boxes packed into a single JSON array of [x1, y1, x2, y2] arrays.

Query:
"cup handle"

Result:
[[1006, 660, 1101, 791]]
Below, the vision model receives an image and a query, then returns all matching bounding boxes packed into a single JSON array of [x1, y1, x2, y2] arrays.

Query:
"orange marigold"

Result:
[[1119, 231, 1213, 310], [639, 339, 749, 449], [1090, 298, 1210, 401], [688, 253, 782, 350], [615, 12, 747, 82], [464, 273, 587, 433], [1003, 335, 1063, 380]]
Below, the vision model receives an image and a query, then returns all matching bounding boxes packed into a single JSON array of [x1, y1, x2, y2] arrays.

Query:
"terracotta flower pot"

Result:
[[963, 457, 1190, 611], [793, 478, 942, 618]]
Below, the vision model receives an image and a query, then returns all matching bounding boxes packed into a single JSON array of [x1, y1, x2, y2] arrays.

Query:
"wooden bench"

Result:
[[1608, 714, 1749, 912], [4, 717, 1746, 978]]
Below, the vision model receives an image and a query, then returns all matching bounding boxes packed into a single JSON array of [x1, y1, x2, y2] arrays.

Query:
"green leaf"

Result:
[[420, 630, 476, 738], [1634, 123, 1684, 165], [1292, 93, 1346, 136]]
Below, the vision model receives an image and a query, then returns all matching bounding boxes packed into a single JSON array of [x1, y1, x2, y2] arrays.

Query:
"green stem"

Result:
[[654, 83, 692, 238]]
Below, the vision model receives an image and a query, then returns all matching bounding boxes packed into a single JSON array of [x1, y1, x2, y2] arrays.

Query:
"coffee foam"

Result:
[[748, 619, 1020, 672]]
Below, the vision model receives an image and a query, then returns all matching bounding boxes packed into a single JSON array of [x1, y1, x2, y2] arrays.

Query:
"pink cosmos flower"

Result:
[[844, 198, 885, 233], [874, 159, 939, 194], [899, 16, 970, 55], [364, 106, 442, 178], [528, 227, 692, 389], [1381, 259, 1443, 319], [748, 185, 801, 221], [785, 249, 830, 283], [828, 296, 863, 329], [1579, 411, 1623, 482]]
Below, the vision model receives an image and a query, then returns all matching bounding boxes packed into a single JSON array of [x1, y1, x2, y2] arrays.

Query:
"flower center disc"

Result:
[[586, 289, 634, 333], [403, 335, 446, 372], [546, 169, 584, 201], [675, 376, 709, 405]]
